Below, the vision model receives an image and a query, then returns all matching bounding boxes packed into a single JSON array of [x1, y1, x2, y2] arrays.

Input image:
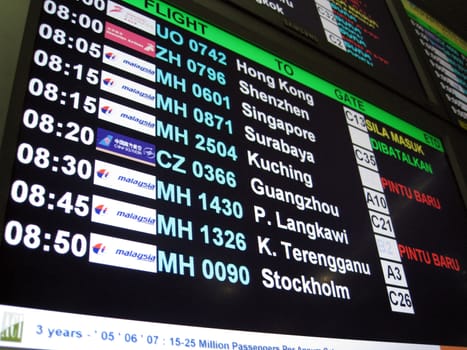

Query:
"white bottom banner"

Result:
[[0, 305, 446, 350]]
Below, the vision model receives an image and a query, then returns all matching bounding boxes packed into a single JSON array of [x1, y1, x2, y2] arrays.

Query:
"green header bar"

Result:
[[122, 0, 444, 152]]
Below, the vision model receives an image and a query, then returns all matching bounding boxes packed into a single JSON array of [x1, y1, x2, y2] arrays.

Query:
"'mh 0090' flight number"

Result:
[[201, 259, 250, 285]]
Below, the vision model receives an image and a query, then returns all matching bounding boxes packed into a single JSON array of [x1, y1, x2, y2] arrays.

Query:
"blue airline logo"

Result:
[[98, 134, 114, 147]]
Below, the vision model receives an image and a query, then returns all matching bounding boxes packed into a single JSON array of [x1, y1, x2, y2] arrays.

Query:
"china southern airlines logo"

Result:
[[101, 105, 113, 115], [92, 243, 106, 254], [98, 135, 113, 147], [103, 78, 115, 86], [143, 147, 155, 159], [94, 204, 108, 215], [96, 169, 109, 179], [105, 52, 117, 60]]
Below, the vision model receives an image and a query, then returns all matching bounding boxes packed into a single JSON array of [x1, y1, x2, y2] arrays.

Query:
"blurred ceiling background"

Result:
[[409, 0, 466, 40]]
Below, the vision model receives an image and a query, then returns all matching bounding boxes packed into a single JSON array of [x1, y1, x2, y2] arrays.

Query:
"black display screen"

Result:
[[402, 0, 467, 131], [0, 1, 466, 349]]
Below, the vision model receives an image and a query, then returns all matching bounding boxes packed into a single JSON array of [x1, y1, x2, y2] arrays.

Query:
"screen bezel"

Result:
[[0, 0, 466, 347]]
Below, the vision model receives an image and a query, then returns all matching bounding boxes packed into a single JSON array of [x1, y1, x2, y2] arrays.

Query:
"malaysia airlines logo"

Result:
[[102, 45, 155, 82], [92, 243, 106, 254], [91, 195, 157, 235], [94, 204, 108, 215], [103, 78, 114, 86], [101, 105, 113, 115], [100, 70, 155, 108], [93, 159, 156, 200], [96, 168, 109, 179], [98, 97, 156, 137], [105, 52, 117, 60], [89, 233, 157, 273]]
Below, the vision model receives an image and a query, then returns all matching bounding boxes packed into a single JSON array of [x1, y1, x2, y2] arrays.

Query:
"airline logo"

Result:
[[103, 77, 115, 86], [100, 70, 156, 108], [101, 105, 113, 115], [91, 194, 157, 235], [92, 242, 106, 254], [102, 45, 156, 82], [94, 159, 156, 199], [105, 22, 155, 57], [107, 0, 156, 36], [105, 51, 117, 60], [98, 97, 155, 136], [89, 233, 157, 273], [94, 204, 108, 215], [96, 168, 109, 178], [96, 127, 156, 167]]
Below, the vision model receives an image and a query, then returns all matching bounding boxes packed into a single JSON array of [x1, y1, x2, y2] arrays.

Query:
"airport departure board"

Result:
[[0, 1, 466, 349], [227, 0, 424, 100], [402, 0, 467, 131]]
